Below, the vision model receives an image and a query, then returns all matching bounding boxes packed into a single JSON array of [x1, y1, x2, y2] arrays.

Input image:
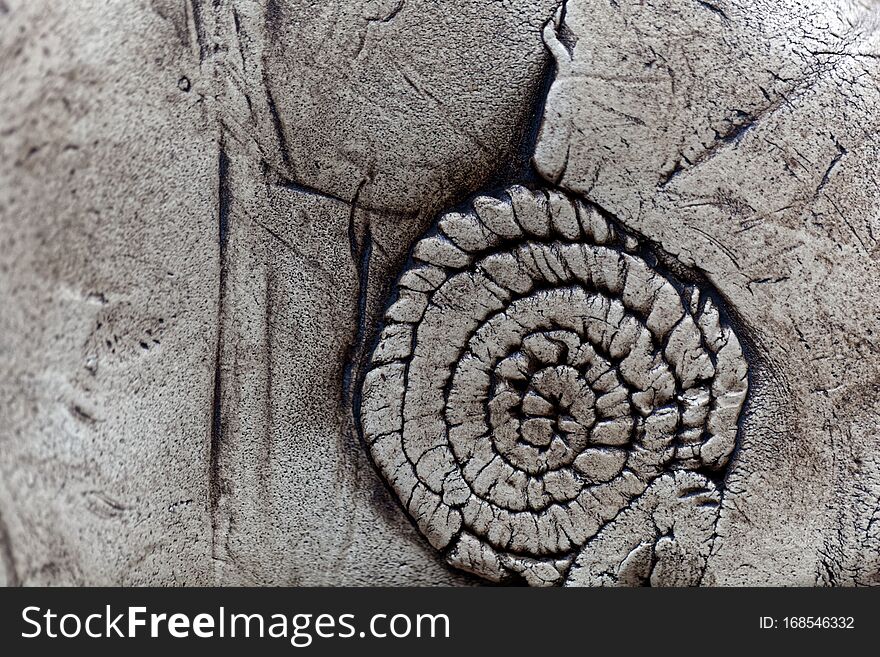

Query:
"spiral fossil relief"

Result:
[[360, 185, 749, 586]]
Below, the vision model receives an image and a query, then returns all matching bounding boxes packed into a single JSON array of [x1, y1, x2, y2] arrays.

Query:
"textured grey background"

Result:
[[1, 0, 878, 585]]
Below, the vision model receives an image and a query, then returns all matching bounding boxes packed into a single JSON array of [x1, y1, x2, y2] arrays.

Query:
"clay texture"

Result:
[[1, 0, 879, 586]]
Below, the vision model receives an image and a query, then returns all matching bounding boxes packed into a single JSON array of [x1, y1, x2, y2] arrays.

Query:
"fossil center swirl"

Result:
[[360, 186, 748, 586]]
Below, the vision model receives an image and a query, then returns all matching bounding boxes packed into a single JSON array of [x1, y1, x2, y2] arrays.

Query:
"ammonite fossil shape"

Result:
[[360, 186, 748, 586]]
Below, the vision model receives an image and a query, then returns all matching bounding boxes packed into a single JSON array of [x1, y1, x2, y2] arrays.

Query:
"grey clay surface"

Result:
[[1, 0, 879, 586]]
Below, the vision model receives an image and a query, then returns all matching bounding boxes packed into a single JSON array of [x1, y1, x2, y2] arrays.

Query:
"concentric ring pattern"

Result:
[[360, 186, 748, 585]]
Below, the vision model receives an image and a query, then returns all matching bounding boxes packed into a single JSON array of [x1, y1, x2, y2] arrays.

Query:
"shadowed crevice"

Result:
[[209, 138, 232, 566], [0, 509, 20, 587]]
